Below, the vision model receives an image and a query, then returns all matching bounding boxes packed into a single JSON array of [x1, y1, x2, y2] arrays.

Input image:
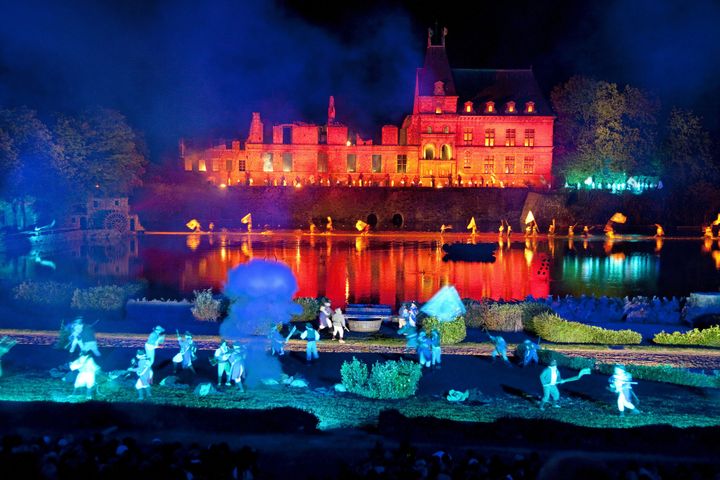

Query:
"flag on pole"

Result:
[[712, 213, 720, 226], [355, 220, 368, 232], [609, 212, 627, 224], [524, 210, 535, 225], [185, 219, 201, 231], [466, 217, 476, 230], [241, 213, 252, 224]]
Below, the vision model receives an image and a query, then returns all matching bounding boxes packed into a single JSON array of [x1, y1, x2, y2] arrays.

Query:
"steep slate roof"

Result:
[[452, 69, 554, 116], [418, 46, 457, 96]]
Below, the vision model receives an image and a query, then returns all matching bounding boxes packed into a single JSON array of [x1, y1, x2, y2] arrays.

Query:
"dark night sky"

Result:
[[1, 0, 719, 163]]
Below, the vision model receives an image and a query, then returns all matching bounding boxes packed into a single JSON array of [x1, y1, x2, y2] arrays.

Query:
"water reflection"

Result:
[[2, 234, 720, 306]]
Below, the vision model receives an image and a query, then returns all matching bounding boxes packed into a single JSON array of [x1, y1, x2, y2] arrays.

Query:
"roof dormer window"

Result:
[[464, 101, 473, 113], [435, 105, 442, 114], [525, 101, 535, 114], [434, 81, 445, 96], [485, 101, 495, 113], [506, 101, 516, 113]]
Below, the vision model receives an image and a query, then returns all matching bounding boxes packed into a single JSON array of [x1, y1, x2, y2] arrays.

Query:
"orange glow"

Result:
[[465, 105, 472, 113], [198, 160, 207, 172], [486, 102, 495, 113], [219, 183, 227, 189], [176, 234, 550, 305], [435, 106, 442, 114]]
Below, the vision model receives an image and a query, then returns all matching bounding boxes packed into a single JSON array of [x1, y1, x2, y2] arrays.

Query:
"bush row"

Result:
[[14, 281, 143, 311], [653, 326, 720, 347], [421, 316, 467, 344], [526, 313, 642, 345]]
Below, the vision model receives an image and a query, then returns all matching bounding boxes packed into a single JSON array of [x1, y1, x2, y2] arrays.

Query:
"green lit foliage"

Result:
[[538, 350, 720, 389], [526, 312, 642, 344], [341, 357, 422, 399], [462, 298, 490, 328], [52, 108, 147, 197], [422, 316, 466, 344], [340, 357, 369, 393], [13, 281, 75, 306], [483, 304, 525, 332], [71, 285, 128, 311], [653, 326, 720, 347], [291, 297, 320, 323], [551, 76, 659, 185], [191, 288, 222, 321]]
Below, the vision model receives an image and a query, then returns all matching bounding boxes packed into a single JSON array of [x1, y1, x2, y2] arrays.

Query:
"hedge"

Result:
[[422, 316, 467, 344], [653, 326, 720, 347], [526, 312, 642, 344], [341, 357, 422, 399], [291, 297, 320, 323]]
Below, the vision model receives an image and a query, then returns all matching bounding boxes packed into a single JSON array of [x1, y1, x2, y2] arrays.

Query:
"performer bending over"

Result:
[[331, 308, 349, 343], [487, 332, 511, 365], [172, 331, 197, 374]]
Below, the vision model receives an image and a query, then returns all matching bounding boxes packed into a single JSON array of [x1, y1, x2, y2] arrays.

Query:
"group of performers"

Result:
[[34, 309, 640, 416]]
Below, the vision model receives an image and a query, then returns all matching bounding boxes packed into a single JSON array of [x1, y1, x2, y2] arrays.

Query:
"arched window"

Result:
[[485, 101, 495, 113], [443, 125, 449, 133], [441, 144, 452, 160], [423, 144, 436, 160], [525, 101, 535, 113]]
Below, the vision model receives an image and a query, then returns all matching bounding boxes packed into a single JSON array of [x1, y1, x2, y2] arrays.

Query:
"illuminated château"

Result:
[[182, 30, 554, 188]]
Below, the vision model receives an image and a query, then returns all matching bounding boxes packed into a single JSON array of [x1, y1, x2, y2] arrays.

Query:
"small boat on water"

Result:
[[441, 242, 497, 262]]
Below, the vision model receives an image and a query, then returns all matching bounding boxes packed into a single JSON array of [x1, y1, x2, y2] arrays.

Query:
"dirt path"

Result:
[[3, 328, 720, 369]]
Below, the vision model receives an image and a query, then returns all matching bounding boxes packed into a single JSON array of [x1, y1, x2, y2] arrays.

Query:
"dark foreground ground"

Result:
[[1, 339, 720, 479]]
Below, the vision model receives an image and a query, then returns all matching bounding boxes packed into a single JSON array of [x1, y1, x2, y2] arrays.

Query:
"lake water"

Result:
[[4, 232, 720, 307]]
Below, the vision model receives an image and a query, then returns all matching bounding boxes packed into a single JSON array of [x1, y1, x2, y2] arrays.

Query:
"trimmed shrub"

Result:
[[483, 304, 525, 332], [291, 297, 320, 323], [462, 298, 490, 328], [653, 326, 720, 347], [191, 289, 222, 321], [342, 357, 422, 399], [71, 285, 127, 311], [13, 281, 75, 306], [340, 357, 369, 393], [519, 302, 553, 324], [422, 316, 466, 344], [527, 312, 642, 344]]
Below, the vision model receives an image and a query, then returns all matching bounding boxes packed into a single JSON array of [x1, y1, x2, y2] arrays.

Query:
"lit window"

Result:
[[238, 160, 246, 172], [504, 156, 515, 174], [483, 156, 495, 174], [226, 159, 233, 172], [435, 106, 442, 114], [464, 102, 473, 113], [212, 159, 220, 172], [282, 153, 293, 172], [463, 151, 471, 169], [423, 144, 435, 160], [198, 160, 207, 172], [372, 154, 382, 173], [523, 156, 534, 174], [443, 125, 449, 134], [441, 144, 452, 160], [524, 129, 535, 147], [396, 155, 407, 173], [317, 152, 328, 173], [262, 152, 273, 172], [463, 128, 473, 145], [525, 102, 535, 113], [505, 129, 516, 147], [484, 129, 495, 147], [184, 157, 193, 171], [346, 154, 357, 173], [506, 101, 516, 113], [485, 102, 495, 113], [427, 126, 433, 134]]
